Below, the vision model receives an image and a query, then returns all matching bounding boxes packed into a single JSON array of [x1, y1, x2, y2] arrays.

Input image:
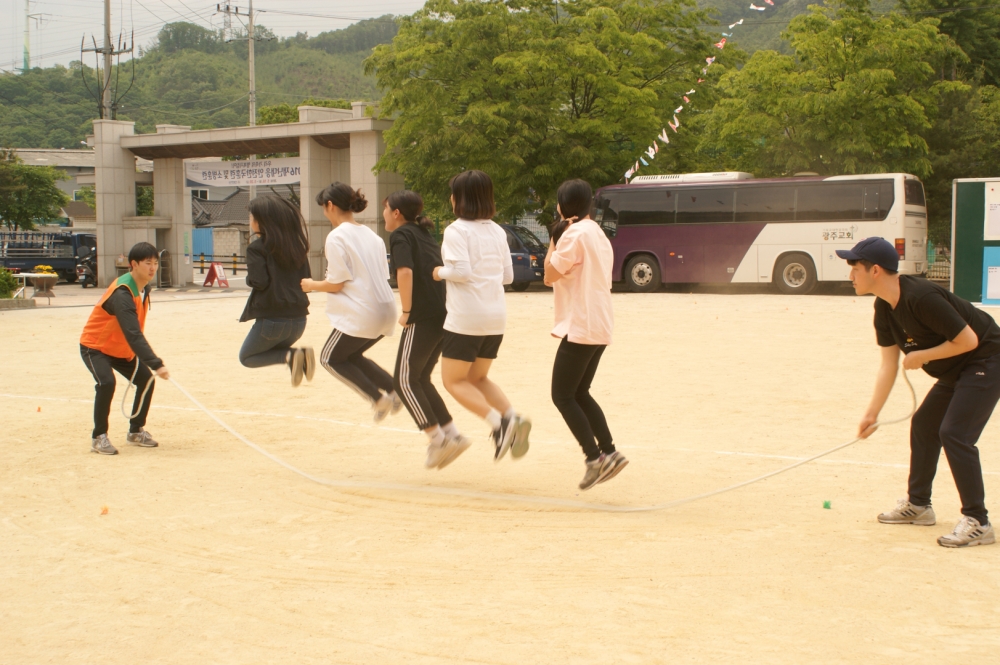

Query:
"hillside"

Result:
[[0, 17, 398, 150]]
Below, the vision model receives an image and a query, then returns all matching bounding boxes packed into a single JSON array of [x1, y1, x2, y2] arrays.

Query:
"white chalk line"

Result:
[[0, 373, 929, 512]]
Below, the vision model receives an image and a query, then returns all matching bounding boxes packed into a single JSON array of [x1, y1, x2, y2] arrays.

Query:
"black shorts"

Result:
[[442, 331, 504, 362]]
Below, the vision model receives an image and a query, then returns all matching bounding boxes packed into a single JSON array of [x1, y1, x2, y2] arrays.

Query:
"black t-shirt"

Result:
[[389, 223, 446, 325], [874, 275, 1000, 382]]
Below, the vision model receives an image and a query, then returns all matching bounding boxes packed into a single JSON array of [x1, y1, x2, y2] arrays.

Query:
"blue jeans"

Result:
[[239, 317, 307, 368]]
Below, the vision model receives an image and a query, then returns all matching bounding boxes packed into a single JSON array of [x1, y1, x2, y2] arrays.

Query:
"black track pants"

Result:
[[393, 322, 452, 430], [551, 337, 614, 461], [908, 353, 1000, 525], [80, 344, 155, 438], [319, 329, 394, 404]]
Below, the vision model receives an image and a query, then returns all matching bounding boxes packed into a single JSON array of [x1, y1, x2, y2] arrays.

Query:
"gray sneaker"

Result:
[[579, 455, 606, 491], [437, 435, 473, 469], [598, 451, 629, 484], [302, 347, 316, 382], [126, 428, 158, 448], [425, 439, 450, 468], [290, 348, 305, 387], [389, 391, 404, 415], [511, 415, 531, 459], [373, 394, 393, 423], [91, 433, 118, 455], [937, 517, 996, 548], [878, 498, 936, 525]]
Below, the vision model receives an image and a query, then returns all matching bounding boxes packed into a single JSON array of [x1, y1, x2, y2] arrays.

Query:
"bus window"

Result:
[[863, 180, 895, 220], [904, 180, 925, 206], [614, 190, 675, 225], [734, 185, 796, 222], [796, 183, 864, 221], [676, 188, 735, 224]]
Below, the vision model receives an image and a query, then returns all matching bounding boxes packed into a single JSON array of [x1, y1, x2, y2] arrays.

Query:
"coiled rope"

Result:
[[165, 370, 917, 513]]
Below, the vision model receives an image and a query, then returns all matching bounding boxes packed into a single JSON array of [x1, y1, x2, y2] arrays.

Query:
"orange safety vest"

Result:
[[79, 273, 148, 360]]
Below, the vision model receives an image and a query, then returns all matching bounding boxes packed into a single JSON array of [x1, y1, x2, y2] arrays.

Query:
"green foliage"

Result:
[[0, 267, 17, 298], [366, 0, 723, 222], [699, 0, 960, 178], [155, 22, 224, 54], [136, 186, 154, 217], [0, 149, 69, 231], [308, 17, 399, 55], [257, 98, 352, 125], [76, 185, 96, 208], [899, 0, 1000, 86]]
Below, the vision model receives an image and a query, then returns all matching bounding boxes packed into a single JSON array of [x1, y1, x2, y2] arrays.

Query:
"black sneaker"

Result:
[[492, 414, 516, 462]]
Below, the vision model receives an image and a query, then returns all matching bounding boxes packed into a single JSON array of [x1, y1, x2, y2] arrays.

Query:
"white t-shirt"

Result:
[[323, 223, 396, 339], [438, 218, 513, 336]]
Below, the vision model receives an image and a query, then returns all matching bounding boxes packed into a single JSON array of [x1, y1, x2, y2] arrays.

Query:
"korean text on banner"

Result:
[[185, 157, 301, 188]]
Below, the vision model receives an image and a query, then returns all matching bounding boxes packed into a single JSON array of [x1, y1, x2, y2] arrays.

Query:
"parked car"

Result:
[[500, 224, 547, 291]]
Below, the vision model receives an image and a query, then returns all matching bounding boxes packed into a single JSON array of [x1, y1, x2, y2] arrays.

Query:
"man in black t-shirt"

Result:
[[838, 237, 998, 548]]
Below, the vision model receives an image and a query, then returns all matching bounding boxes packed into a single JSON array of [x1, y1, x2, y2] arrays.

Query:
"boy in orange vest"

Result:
[[80, 242, 170, 455]]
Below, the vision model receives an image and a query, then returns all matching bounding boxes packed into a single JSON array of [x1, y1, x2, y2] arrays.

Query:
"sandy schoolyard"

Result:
[[1, 287, 998, 663]]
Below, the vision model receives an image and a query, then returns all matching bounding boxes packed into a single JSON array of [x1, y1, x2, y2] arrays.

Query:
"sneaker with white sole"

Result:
[[937, 517, 995, 548], [579, 455, 606, 490], [492, 414, 516, 462], [598, 451, 628, 484], [511, 415, 531, 459], [389, 391, 404, 415], [373, 394, 394, 423], [126, 428, 158, 448], [438, 435, 472, 469], [302, 347, 316, 382], [290, 349, 305, 387], [878, 498, 936, 525], [425, 440, 451, 468], [91, 433, 118, 455]]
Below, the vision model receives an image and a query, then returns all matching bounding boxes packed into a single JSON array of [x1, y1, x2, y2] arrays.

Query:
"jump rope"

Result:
[[120, 366, 918, 513]]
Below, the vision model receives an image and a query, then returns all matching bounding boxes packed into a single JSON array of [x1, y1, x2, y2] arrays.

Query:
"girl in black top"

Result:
[[385, 190, 469, 468], [239, 196, 315, 386]]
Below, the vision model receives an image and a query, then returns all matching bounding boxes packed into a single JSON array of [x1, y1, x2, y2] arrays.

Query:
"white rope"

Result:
[[166, 370, 918, 513], [120, 362, 156, 420]]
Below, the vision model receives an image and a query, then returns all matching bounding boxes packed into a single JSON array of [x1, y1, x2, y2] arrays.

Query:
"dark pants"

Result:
[[239, 317, 307, 368], [320, 328, 394, 403], [909, 353, 1000, 525], [80, 344, 154, 438], [393, 322, 452, 430], [551, 337, 614, 461]]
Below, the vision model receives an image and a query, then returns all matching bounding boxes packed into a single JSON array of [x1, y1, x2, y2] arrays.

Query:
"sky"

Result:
[[0, 0, 428, 73]]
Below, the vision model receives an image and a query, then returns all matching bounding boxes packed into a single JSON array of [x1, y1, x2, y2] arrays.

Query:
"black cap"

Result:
[[835, 237, 899, 272]]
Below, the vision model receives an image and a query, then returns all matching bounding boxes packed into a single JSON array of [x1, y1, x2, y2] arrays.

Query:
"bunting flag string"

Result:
[[622, 3, 775, 182]]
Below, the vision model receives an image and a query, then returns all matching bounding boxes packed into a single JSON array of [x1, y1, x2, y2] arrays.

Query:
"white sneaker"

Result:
[[937, 517, 995, 548], [373, 394, 393, 423], [425, 439, 451, 469], [510, 415, 531, 459], [389, 391, 404, 415], [437, 435, 472, 469], [878, 498, 936, 525]]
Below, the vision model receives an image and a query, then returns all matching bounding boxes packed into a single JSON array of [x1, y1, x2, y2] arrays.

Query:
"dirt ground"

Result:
[[2, 286, 998, 664]]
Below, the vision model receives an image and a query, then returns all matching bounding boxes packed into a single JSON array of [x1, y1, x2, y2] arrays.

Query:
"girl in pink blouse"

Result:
[[544, 179, 628, 490]]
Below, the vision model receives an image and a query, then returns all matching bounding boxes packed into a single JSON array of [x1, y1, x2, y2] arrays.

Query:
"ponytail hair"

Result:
[[316, 182, 368, 213], [386, 190, 435, 232], [552, 178, 593, 247], [249, 196, 309, 269]]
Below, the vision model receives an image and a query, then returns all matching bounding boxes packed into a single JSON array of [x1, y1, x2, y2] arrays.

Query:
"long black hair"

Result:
[[316, 182, 368, 213], [551, 179, 593, 247], [248, 196, 309, 269], [386, 190, 435, 232]]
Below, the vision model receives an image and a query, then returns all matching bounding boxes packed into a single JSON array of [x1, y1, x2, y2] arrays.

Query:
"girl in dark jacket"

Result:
[[239, 196, 315, 386]]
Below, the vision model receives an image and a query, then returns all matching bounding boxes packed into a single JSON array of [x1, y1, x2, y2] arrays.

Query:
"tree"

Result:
[[699, 0, 963, 178], [899, 0, 1000, 86], [257, 98, 352, 125], [365, 0, 721, 222], [0, 150, 69, 231]]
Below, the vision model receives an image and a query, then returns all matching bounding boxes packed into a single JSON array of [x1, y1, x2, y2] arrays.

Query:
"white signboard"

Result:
[[185, 157, 301, 188], [984, 181, 1000, 240]]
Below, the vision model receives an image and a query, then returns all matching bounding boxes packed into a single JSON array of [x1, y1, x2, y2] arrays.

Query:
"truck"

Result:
[[0, 232, 97, 283]]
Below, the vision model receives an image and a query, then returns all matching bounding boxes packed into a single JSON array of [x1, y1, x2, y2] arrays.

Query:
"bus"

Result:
[[593, 172, 928, 294]]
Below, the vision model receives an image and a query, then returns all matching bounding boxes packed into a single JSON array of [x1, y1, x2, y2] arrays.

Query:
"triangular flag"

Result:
[[723, 32, 732, 37], [701, 68, 708, 75], [673, 114, 680, 128], [659, 129, 670, 143], [640, 157, 649, 166], [653, 142, 659, 154], [683, 96, 690, 103], [765, 0, 774, 4], [706, 56, 716, 65], [646, 147, 655, 159], [668, 121, 678, 133], [697, 78, 705, 83], [728, 19, 744, 28], [750, 3, 765, 9], [714, 38, 727, 49], [686, 89, 696, 94], [675, 105, 684, 113], [635, 161, 641, 171], [625, 169, 633, 179]]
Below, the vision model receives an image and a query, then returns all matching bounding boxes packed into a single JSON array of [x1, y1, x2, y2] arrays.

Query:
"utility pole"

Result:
[[82, 0, 131, 119], [23, 0, 29, 70], [218, 2, 265, 199]]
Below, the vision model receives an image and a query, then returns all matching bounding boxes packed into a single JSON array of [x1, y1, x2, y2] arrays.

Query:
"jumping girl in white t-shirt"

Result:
[[432, 170, 530, 462], [301, 183, 402, 422]]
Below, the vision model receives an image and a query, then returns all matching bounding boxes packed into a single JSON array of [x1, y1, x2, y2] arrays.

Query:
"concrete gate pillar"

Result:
[[152, 125, 194, 286], [299, 106, 352, 278], [349, 103, 405, 245], [93, 120, 137, 286]]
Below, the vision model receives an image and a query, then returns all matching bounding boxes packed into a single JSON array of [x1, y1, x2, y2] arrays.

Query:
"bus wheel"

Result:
[[774, 253, 817, 295], [625, 254, 661, 293], [511, 281, 530, 292]]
